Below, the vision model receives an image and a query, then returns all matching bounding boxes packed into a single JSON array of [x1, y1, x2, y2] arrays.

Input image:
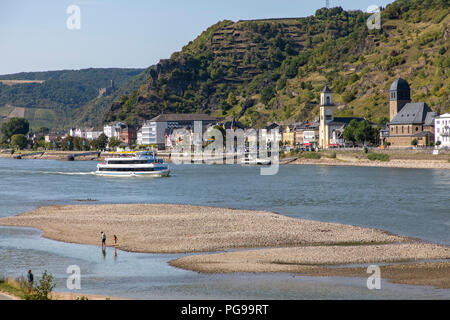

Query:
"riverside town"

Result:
[[0, 0, 449, 310]]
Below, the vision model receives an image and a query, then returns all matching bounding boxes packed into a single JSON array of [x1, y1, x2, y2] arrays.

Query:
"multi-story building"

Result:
[[119, 125, 137, 145], [138, 114, 217, 149], [136, 129, 143, 146], [435, 113, 450, 148], [103, 122, 126, 139], [281, 126, 295, 146], [85, 127, 103, 140], [292, 122, 319, 147]]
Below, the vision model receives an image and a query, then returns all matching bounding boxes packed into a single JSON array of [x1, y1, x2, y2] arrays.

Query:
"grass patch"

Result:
[[301, 152, 321, 159], [367, 153, 390, 162], [0, 271, 56, 300], [281, 148, 301, 159], [0, 277, 30, 299]]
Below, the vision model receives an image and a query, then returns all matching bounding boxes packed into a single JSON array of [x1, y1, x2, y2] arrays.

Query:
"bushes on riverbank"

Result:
[[367, 153, 390, 162], [0, 277, 28, 299], [301, 152, 321, 159], [0, 271, 55, 300]]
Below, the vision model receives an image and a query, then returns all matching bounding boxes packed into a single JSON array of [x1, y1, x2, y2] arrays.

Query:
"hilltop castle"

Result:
[[98, 80, 115, 98]]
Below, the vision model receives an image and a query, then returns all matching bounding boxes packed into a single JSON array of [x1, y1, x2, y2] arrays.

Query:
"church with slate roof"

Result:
[[384, 78, 437, 147]]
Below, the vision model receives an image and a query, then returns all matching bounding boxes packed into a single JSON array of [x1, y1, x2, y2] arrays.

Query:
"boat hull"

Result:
[[94, 168, 170, 177], [241, 159, 271, 165]]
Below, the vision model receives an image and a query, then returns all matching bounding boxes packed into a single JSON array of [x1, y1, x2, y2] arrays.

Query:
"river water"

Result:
[[0, 158, 449, 299]]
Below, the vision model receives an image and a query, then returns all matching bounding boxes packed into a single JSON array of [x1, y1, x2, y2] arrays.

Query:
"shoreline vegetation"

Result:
[[0, 203, 449, 297], [0, 149, 450, 170], [0, 278, 125, 300]]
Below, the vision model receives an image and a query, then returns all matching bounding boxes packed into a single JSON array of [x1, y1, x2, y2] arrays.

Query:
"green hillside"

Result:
[[0, 68, 143, 129], [105, 0, 449, 128], [74, 67, 155, 128]]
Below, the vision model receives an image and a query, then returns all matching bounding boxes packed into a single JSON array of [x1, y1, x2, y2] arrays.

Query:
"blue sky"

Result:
[[0, 0, 394, 75]]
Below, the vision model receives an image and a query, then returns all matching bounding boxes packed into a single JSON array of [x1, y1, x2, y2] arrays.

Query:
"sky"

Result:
[[0, 0, 395, 75]]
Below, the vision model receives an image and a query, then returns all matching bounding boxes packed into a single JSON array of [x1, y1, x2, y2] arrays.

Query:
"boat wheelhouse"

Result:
[[95, 151, 170, 177], [241, 152, 271, 165]]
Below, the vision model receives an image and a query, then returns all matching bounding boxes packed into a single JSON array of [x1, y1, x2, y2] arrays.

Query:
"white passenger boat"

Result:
[[95, 151, 170, 177], [241, 153, 271, 165]]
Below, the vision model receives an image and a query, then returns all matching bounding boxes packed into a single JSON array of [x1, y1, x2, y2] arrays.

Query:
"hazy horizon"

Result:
[[0, 0, 394, 75]]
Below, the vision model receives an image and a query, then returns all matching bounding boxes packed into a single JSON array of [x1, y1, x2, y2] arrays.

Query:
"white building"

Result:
[[136, 129, 143, 146], [138, 114, 217, 149], [69, 128, 87, 138], [103, 122, 126, 139], [86, 128, 103, 140], [435, 113, 450, 148]]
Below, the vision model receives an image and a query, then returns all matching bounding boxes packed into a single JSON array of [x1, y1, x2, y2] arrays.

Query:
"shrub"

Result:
[[302, 152, 321, 159], [260, 86, 276, 105], [11, 134, 28, 150], [367, 153, 390, 162], [25, 270, 56, 300]]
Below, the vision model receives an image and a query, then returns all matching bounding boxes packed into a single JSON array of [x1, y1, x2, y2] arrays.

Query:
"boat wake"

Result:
[[39, 171, 96, 176]]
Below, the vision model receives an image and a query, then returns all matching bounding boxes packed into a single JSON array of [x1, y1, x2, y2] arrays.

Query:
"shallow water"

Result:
[[0, 158, 449, 299]]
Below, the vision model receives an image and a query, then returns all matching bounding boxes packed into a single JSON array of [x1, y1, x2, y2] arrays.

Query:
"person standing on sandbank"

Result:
[[101, 231, 106, 249], [113, 235, 118, 258]]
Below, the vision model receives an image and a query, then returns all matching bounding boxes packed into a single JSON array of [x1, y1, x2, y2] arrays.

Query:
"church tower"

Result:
[[389, 78, 411, 121], [319, 85, 334, 149]]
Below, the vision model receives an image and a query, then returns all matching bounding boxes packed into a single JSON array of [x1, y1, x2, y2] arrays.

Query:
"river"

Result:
[[0, 158, 449, 299]]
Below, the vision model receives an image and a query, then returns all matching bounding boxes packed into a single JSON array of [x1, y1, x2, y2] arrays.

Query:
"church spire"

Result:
[[320, 84, 333, 106]]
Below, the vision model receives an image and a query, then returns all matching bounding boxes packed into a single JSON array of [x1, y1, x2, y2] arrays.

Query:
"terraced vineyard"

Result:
[[104, 0, 449, 128]]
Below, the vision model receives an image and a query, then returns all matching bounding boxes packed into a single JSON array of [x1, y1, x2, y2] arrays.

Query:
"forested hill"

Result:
[[0, 68, 143, 129], [104, 0, 449, 128]]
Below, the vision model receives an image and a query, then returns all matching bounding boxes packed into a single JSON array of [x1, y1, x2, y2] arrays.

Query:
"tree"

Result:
[[342, 120, 359, 146], [108, 137, 121, 149], [411, 139, 418, 146], [226, 92, 237, 106], [11, 134, 28, 149], [343, 120, 375, 146], [61, 136, 74, 151], [354, 120, 375, 146], [1, 117, 30, 141], [276, 77, 287, 90], [260, 86, 276, 105], [95, 133, 109, 150], [36, 136, 47, 149], [73, 136, 83, 151]]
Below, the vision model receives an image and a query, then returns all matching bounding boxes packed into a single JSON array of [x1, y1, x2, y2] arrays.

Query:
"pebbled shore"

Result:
[[0, 204, 449, 289], [290, 156, 450, 170], [0, 204, 410, 253]]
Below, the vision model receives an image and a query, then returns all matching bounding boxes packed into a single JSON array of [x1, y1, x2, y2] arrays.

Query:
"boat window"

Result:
[[107, 160, 149, 164], [99, 168, 155, 172]]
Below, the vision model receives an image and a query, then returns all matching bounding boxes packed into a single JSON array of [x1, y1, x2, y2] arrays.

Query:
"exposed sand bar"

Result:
[[1, 203, 449, 289], [0, 204, 410, 253], [170, 244, 450, 273]]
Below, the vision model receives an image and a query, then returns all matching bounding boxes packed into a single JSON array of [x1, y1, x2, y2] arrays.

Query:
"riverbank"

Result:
[[1, 149, 449, 170], [0, 151, 102, 161], [290, 156, 450, 170], [0, 276, 126, 300], [0, 204, 449, 289]]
